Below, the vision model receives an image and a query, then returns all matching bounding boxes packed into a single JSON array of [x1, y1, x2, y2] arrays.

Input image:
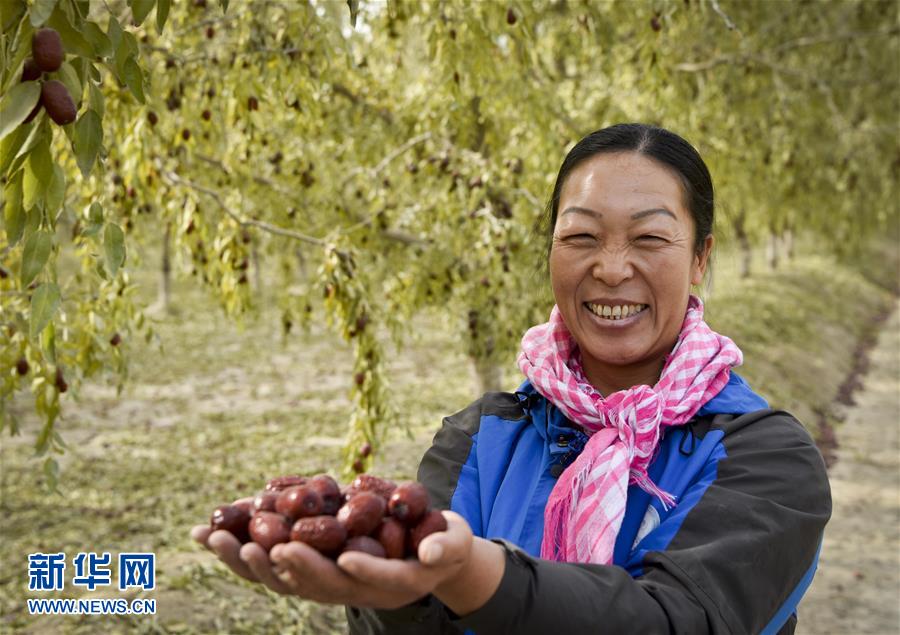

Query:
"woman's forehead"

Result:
[[558, 152, 688, 221]]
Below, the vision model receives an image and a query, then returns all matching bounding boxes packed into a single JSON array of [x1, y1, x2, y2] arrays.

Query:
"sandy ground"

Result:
[[796, 300, 900, 634]]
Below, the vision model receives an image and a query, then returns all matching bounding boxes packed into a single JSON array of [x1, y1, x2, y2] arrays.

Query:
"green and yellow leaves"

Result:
[[107, 16, 146, 103], [81, 21, 112, 57], [0, 81, 40, 140], [3, 172, 25, 245], [29, 0, 57, 27], [128, 0, 156, 27], [22, 136, 52, 211], [156, 0, 171, 33], [82, 201, 104, 237], [103, 223, 126, 278], [20, 230, 52, 287], [30, 283, 61, 340], [122, 57, 145, 103], [73, 109, 102, 176], [46, 5, 93, 59]]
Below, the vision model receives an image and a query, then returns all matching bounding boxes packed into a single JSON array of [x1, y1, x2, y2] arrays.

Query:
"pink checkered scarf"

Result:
[[517, 294, 742, 564]]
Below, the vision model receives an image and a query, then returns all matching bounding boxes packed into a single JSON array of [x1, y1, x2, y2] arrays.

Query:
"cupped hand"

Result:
[[191, 507, 472, 609]]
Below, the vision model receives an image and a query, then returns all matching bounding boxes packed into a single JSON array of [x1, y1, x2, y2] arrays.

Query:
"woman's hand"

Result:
[[190, 507, 474, 610]]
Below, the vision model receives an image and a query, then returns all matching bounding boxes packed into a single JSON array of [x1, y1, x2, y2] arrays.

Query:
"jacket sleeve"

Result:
[[346, 399, 484, 635], [448, 410, 831, 635]]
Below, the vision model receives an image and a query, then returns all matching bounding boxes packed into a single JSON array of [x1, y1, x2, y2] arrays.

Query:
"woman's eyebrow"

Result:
[[631, 207, 677, 221], [561, 206, 602, 219], [560, 206, 677, 220]]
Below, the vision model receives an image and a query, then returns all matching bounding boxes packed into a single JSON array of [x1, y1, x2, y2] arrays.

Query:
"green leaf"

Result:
[[0, 81, 40, 141], [20, 230, 52, 287], [2, 0, 26, 32], [156, 0, 170, 33], [106, 14, 123, 50], [347, 0, 359, 27], [57, 61, 82, 106], [73, 109, 102, 177], [128, 0, 155, 26], [46, 5, 94, 58], [122, 57, 145, 103], [3, 173, 25, 245], [83, 201, 103, 237], [218, 0, 229, 12], [113, 31, 139, 84], [30, 0, 57, 27], [89, 201, 103, 224], [41, 320, 56, 364], [10, 119, 47, 177], [103, 222, 126, 277], [81, 21, 112, 58], [1, 18, 33, 97], [0, 122, 30, 175], [46, 163, 65, 215], [42, 456, 60, 493], [29, 282, 61, 340], [88, 81, 104, 116], [22, 137, 51, 210]]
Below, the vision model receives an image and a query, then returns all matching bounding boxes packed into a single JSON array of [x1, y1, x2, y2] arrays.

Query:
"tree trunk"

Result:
[[783, 227, 795, 261], [295, 246, 307, 278], [734, 210, 752, 278], [470, 351, 503, 395], [766, 228, 779, 270], [158, 222, 171, 312], [252, 240, 262, 297]]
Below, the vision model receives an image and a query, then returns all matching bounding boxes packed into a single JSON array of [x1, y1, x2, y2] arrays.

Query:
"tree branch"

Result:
[[160, 170, 326, 246], [341, 131, 433, 187], [709, 0, 741, 35], [675, 28, 899, 72], [332, 82, 395, 125], [195, 153, 295, 198], [161, 167, 429, 247]]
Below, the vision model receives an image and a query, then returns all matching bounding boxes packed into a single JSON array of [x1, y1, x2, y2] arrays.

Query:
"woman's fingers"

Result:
[[191, 524, 212, 547], [206, 530, 258, 582], [336, 511, 473, 601], [240, 542, 292, 594], [336, 551, 425, 589], [271, 541, 358, 604], [416, 511, 472, 567]]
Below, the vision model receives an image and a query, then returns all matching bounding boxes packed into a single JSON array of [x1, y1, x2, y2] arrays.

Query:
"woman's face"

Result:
[[549, 151, 712, 387]]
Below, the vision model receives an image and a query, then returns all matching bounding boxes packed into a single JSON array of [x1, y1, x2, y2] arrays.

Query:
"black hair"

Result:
[[537, 123, 714, 266]]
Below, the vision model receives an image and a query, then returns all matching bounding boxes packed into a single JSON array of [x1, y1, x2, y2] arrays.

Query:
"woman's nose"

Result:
[[591, 248, 633, 286]]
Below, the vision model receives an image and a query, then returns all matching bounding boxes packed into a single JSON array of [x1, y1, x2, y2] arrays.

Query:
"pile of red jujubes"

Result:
[[209, 473, 447, 560]]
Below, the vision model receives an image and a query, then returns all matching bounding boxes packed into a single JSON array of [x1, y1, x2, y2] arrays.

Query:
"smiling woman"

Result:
[[193, 125, 831, 635], [550, 150, 714, 396]]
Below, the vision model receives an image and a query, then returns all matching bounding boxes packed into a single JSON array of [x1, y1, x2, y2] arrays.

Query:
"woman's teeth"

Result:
[[586, 303, 648, 320]]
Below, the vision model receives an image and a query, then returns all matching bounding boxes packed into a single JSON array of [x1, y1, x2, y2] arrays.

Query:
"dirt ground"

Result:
[[796, 300, 900, 634]]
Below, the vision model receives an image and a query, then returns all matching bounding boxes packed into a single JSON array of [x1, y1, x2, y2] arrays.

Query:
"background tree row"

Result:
[[1, 0, 897, 485]]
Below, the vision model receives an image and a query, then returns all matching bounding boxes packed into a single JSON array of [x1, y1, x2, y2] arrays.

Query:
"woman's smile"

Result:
[[583, 301, 649, 329]]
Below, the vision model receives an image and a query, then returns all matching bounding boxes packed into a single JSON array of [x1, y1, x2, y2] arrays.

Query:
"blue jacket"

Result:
[[347, 373, 831, 634]]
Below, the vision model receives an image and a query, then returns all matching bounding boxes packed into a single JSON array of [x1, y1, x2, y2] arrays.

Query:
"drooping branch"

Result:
[[195, 153, 295, 197], [341, 131, 433, 187], [332, 82, 395, 125], [160, 170, 326, 246], [709, 0, 741, 35], [675, 28, 898, 72]]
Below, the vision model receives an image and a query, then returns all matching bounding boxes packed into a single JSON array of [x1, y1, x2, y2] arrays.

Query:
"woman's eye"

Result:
[[637, 235, 665, 242], [567, 234, 595, 240]]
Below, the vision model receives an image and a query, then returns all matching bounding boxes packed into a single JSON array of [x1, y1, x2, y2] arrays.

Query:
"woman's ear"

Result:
[[691, 235, 714, 286]]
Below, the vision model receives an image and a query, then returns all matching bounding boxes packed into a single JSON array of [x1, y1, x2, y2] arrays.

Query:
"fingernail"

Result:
[[423, 543, 443, 564]]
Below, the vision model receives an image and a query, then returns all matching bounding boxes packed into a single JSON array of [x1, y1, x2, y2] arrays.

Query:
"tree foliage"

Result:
[[1, 0, 897, 486]]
